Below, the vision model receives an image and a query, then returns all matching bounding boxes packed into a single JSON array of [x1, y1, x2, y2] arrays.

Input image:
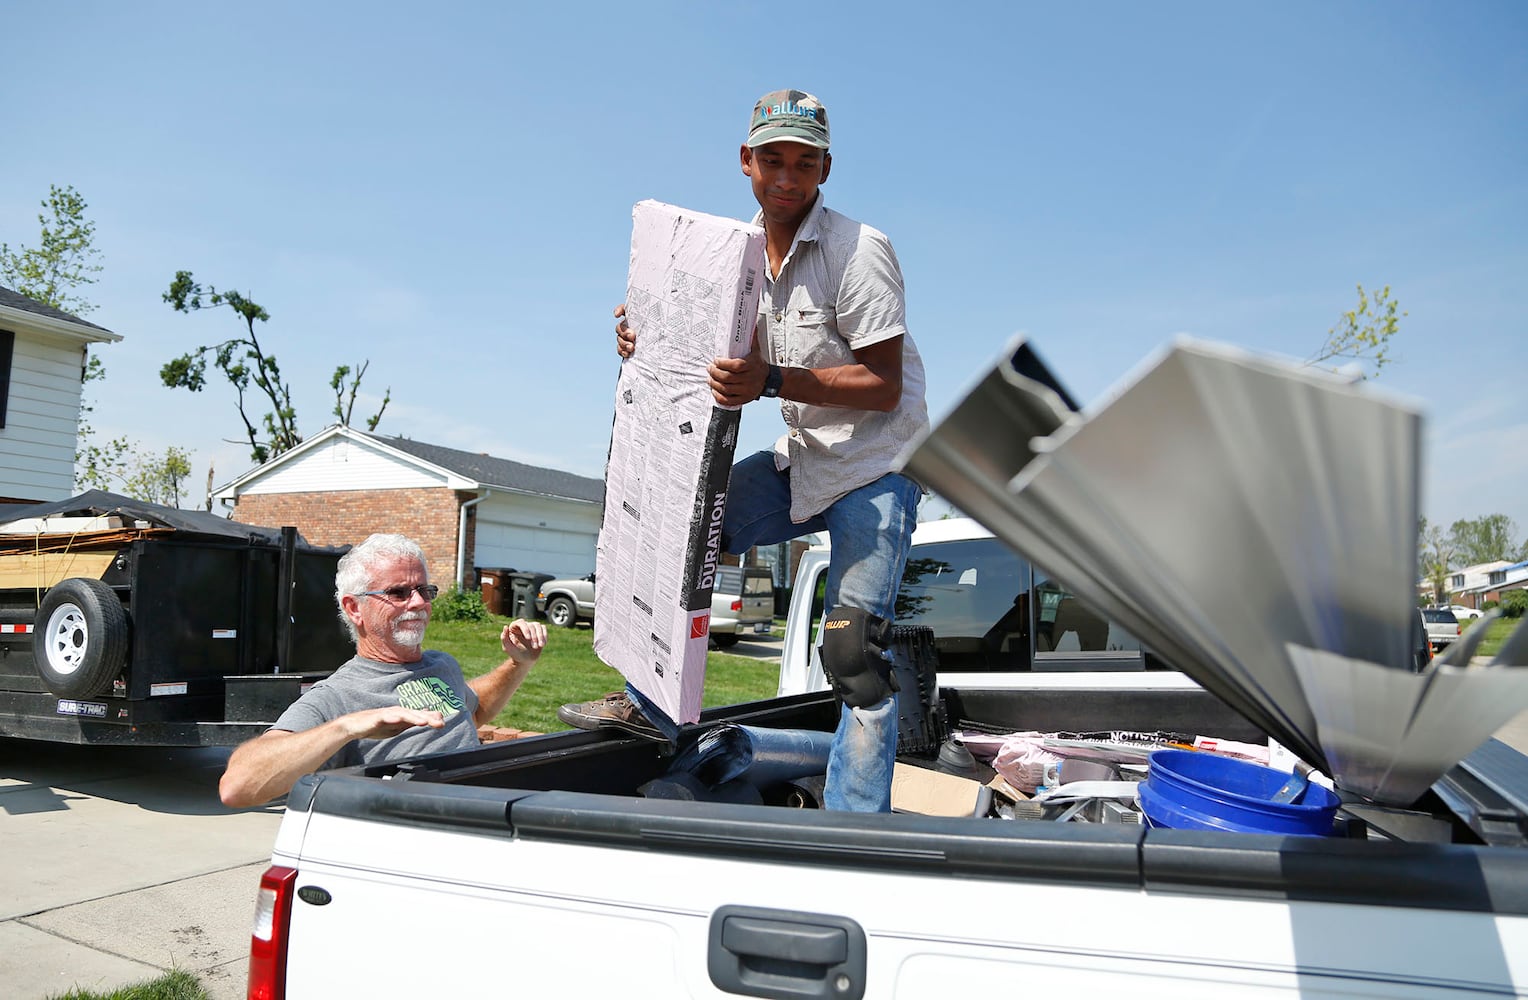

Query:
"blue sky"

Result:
[[6, 1, 1526, 542]]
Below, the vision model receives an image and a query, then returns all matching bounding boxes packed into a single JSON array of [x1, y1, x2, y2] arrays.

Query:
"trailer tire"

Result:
[[33, 578, 129, 699]]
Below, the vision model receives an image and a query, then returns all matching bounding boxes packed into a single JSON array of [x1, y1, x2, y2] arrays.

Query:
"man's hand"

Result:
[[347, 706, 446, 741], [501, 618, 548, 666], [615, 304, 636, 358], [708, 336, 769, 406]]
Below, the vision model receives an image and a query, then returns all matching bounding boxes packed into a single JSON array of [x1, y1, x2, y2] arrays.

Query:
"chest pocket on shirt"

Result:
[[784, 306, 853, 369]]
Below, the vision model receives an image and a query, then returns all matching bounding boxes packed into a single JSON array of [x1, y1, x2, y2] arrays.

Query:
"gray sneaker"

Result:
[[557, 691, 664, 741]]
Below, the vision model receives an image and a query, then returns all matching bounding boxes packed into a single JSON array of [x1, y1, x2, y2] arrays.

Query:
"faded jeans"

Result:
[[715, 450, 921, 812]]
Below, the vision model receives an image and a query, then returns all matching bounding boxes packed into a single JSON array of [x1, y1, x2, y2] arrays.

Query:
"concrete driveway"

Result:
[[0, 739, 282, 1000]]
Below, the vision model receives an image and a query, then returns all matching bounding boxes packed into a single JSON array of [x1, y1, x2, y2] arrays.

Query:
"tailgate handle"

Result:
[[708, 905, 866, 1000]]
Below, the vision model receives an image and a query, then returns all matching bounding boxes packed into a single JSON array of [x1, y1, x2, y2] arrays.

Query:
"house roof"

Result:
[[1456, 560, 1528, 596], [0, 285, 120, 341], [370, 433, 604, 503], [213, 424, 605, 505]]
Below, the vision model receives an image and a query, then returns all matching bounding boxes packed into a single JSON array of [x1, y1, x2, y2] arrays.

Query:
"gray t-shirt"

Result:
[[271, 649, 482, 770]]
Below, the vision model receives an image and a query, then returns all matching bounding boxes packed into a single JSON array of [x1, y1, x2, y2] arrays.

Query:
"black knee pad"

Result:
[[820, 606, 898, 709]]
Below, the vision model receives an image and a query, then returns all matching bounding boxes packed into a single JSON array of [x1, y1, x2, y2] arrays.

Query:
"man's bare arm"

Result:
[[218, 707, 444, 809], [469, 619, 547, 726]]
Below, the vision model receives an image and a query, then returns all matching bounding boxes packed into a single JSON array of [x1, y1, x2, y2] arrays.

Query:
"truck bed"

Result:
[[270, 687, 1528, 998]]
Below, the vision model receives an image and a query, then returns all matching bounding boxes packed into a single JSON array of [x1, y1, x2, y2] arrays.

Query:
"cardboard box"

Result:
[[891, 762, 991, 817], [593, 200, 766, 725]]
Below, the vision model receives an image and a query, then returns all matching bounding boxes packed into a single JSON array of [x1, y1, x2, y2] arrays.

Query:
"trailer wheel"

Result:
[[33, 578, 129, 699]]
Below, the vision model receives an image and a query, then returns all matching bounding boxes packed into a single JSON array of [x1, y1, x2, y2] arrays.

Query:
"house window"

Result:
[[0, 329, 13, 430], [1451, 574, 1465, 588]]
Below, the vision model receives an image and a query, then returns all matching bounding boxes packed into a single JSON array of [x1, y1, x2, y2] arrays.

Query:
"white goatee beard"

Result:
[[391, 611, 428, 648]]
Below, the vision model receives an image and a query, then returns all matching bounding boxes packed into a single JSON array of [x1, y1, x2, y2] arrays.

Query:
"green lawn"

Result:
[[427, 616, 783, 733], [1467, 614, 1520, 660]]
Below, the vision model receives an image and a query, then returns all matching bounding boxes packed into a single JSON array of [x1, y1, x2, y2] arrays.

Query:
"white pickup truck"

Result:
[[245, 515, 1528, 1000], [247, 337, 1528, 999]]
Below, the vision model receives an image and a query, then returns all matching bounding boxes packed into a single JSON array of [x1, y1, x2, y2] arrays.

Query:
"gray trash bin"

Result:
[[507, 571, 555, 620]]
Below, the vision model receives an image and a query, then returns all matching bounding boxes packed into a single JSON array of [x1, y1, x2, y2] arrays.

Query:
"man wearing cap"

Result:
[[560, 89, 929, 814]]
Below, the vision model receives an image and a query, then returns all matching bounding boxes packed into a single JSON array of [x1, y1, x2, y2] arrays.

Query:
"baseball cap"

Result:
[[746, 89, 830, 149]]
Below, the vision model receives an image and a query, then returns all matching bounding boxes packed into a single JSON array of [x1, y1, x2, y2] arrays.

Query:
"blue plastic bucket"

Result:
[[1138, 749, 1339, 837]]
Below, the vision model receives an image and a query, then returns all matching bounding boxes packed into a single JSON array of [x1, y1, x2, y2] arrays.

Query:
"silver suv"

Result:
[[536, 568, 775, 644], [707, 565, 775, 647], [537, 575, 595, 628], [1420, 606, 1460, 651]]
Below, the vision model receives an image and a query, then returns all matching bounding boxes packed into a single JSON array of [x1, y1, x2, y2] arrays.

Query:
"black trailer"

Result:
[[0, 491, 353, 746]]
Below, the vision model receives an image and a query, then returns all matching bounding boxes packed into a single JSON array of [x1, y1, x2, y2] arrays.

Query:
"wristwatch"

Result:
[[761, 365, 783, 399]]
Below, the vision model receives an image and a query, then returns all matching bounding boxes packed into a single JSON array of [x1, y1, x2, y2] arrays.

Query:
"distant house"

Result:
[[1446, 560, 1514, 610], [1479, 561, 1528, 606], [213, 425, 604, 589], [0, 286, 122, 503]]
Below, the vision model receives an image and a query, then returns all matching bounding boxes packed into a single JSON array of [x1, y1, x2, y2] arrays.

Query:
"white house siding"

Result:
[[236, 434, 456, 494], [0, 334, 85, 501], [475, 494, 601, 578]]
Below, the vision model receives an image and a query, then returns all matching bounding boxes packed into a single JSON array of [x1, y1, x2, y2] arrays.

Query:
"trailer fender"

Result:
[[33, 577, 129, 699]]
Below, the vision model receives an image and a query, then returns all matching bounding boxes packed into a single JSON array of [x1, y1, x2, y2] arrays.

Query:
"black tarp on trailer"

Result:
[[0, 491, 353, 746]]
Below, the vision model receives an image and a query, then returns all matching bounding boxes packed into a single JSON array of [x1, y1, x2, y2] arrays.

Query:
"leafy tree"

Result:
[[1501, 590, 1528, 620], [1450, 514, 1522, 567], [1418, 519, 1455, 606], [74, 352, 134, 492], [162, 271, 391, 464], [0, 183, 103, 316], [331, 361, 389, 431], [1307, 284, 1405, 380], [122, 446, 194, 507]]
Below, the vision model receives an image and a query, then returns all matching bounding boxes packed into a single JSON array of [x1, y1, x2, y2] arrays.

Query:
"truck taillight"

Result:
[[731, 598, 742, 612], [248, 864, 297, 1000]]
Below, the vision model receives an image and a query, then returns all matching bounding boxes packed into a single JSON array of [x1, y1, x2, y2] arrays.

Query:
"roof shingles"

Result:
[[371, 433, 603, 503], [0, 285, 115, 334]]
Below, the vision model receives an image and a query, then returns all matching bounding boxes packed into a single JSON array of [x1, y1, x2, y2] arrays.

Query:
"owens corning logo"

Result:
[[761, 100, 817, 120]]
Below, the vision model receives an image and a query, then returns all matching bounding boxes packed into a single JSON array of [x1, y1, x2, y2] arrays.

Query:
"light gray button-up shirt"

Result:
[[752, 195, 929, 522]]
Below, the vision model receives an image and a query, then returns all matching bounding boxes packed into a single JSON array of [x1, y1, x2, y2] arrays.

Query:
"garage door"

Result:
[[475, 498, 599, 578]]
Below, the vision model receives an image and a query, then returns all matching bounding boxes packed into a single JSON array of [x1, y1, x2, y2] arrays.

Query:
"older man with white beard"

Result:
[[219, 533, 545, 808]]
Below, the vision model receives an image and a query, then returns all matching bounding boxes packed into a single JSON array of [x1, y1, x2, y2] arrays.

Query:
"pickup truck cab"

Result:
[[1422, 606, 1462, 650]]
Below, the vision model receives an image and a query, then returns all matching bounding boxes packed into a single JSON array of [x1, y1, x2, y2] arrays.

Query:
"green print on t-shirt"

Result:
[[395, 676, 466, 718]]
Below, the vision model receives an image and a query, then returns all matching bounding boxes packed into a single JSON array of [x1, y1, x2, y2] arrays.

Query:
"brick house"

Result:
[[213, 425, 604, 591]]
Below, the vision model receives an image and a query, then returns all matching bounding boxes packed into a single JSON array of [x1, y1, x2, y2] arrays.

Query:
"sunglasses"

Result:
[[358, 584, 440, 603]]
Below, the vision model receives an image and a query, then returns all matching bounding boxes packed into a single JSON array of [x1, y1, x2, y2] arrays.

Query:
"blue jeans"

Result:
[[628, 452, 920, 811], [719, 451, 921, 812]]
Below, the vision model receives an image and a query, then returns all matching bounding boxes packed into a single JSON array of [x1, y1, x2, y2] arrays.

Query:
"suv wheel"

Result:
[[546, 596, 578, 628]]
